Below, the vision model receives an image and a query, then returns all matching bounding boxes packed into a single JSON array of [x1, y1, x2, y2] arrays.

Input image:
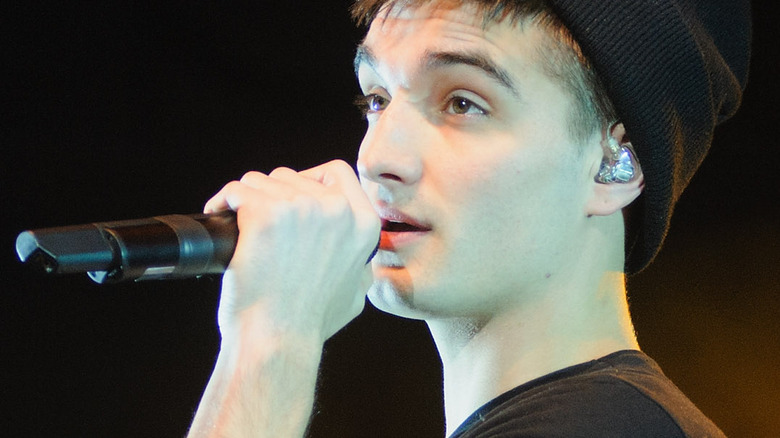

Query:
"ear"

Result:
[[585, 123, 645, 216]]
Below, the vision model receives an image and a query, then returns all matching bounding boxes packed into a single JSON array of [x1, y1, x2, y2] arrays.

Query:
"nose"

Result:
[[357, 100, 425, 188]]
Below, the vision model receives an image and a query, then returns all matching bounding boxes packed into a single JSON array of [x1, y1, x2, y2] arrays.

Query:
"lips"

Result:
[[377, 208, 431, 250]]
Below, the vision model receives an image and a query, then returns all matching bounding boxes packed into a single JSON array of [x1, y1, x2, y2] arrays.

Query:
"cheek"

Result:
[[448, 142, 586, 255], [447, 141, 569, 210]]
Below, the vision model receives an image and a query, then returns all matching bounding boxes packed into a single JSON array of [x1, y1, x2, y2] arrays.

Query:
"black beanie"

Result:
[[546, 0, 752, 274]]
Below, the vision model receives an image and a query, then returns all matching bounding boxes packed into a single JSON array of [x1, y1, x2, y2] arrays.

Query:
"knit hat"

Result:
[[546, 0, 752, 273]]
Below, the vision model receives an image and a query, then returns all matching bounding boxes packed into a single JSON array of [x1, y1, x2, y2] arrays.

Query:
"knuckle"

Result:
[[326, 159, 354, 175], [239, 171, 265, 184], [325, 159, 349, 169], [268, 166, 296, 178], [222, 179, 244, 193]]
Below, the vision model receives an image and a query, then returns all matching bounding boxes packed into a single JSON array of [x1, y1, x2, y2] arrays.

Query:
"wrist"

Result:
[[191, 312, 323, 438], [217, 301, 324, 371]]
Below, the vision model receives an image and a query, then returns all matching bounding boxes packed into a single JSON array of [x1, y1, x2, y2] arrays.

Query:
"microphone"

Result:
[[16, 211, 238, 284]]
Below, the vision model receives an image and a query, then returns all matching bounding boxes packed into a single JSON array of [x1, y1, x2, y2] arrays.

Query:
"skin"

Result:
[[189, 1, 644, 436], [357, 3, 600, 319], [189, 162, 380, 437], [355, 2, 643, 433]]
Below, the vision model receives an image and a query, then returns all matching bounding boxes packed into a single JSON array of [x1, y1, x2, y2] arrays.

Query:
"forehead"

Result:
[[358, 2, 547, 82]]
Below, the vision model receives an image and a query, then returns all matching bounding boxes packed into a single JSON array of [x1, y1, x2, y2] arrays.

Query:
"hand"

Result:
[[204, 159, 380, 344]]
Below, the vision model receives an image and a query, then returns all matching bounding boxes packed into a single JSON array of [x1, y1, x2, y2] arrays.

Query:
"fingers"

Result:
[[204, 161, 380, 249], [298, 160, 370, 210], [203, 163, 346, 214], [202, 160, 380, 268], [298, 160, 380, 238], [202, 170, 302, 218]]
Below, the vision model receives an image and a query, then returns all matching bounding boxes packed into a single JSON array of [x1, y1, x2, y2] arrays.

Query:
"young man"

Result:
[[188, 0, 750, 436]]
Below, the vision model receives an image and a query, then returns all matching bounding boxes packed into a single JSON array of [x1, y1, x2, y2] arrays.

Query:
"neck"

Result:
[[428, 270, 639, 436]]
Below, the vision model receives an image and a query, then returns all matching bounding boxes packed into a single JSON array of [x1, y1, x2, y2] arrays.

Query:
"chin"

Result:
[[367, 279, 431, 320], [367, 278, 462, 321]]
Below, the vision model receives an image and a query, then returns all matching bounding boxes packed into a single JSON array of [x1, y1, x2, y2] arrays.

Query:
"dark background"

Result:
[[2, 2, 778, 437]]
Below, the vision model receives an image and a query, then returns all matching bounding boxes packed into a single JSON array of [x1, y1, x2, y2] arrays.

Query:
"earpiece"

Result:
[[595, 132, 640, 184]]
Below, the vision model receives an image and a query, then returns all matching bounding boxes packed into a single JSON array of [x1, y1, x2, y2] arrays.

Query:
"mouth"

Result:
[[381, 220, 428, 232], [378, 212, 431, 250]]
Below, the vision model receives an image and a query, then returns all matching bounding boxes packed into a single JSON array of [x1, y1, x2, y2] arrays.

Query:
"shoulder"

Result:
[[453, 350, 724, 438]]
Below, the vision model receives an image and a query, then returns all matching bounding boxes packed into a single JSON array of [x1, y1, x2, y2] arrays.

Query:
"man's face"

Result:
[[355, 2, 600, 321]]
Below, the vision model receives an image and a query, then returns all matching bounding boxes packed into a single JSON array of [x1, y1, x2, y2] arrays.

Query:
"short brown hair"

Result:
[[351, 0, 617, 143]]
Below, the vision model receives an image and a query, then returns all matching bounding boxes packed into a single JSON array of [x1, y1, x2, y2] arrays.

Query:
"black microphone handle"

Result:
[[16, 211, 238, 284]]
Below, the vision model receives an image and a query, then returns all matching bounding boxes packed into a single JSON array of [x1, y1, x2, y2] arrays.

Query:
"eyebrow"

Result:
[[354, 44, 377, 76], [354, 44, 520, 98]]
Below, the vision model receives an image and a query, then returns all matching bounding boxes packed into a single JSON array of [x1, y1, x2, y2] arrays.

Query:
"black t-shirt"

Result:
[[450, 350, 724, 437]]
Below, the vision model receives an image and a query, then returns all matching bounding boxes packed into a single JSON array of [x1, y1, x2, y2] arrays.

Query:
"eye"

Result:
[[368, 94, 390, 112], [445, 96, 486, 116], [354, 93, 390, 117]]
